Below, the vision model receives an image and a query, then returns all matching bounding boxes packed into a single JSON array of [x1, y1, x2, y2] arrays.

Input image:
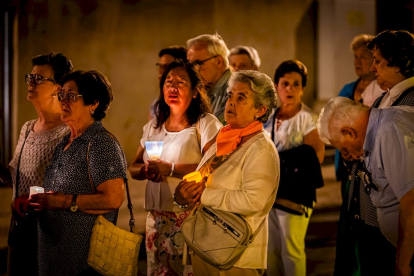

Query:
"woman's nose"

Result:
[[370, 62, 376, 72]]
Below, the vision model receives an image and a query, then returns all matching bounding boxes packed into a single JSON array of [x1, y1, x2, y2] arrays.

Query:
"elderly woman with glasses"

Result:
[[8, 52, 72, 276], [175, 70, 279, 276], [129, 60, 222, 275], [28, 70, 127, 276]]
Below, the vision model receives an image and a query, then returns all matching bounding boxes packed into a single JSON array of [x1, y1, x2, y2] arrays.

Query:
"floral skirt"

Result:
[[146, 210, 193, 276]]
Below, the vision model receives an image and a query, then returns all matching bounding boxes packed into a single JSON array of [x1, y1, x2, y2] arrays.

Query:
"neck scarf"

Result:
[[216, 121, 263, 156]]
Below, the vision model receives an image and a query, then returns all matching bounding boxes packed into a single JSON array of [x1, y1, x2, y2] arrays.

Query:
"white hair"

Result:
[[187, 33, 230, 68], [229, 45, 261, 68], [317, 97, 370, 144], [227, 70, 278, 123]]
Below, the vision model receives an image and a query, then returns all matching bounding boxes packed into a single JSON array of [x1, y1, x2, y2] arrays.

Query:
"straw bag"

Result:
[[86, 132, 143, 276]]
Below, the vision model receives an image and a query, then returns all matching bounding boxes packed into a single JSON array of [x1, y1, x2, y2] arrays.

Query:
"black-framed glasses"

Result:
[[357, 169, 378, 195], [25, 74, 55, 85], [155, 63, 170, 71], [192, 55, 218, 66], [57, 92, 83, 103]]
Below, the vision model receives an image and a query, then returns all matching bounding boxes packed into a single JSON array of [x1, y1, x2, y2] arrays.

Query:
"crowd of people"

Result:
[[1, 29, 414, 276]]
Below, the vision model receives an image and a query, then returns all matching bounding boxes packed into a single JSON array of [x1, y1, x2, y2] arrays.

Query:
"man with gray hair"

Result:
[[229, 45, 261, 71], [187, 33, 231, 124], [318, 96, 414, 275]]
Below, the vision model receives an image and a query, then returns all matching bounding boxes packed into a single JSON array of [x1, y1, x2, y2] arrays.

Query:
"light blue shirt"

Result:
[[208, 69, 231, 125], [363, 106, 414, 246]]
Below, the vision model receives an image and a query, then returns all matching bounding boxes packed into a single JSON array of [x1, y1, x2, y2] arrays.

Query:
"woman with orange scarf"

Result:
[[175, 70, 280, 275]]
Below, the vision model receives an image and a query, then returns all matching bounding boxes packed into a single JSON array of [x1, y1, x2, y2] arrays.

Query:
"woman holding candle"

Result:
[[8, 52, 72, 276], [129, 61, 222, 275], [28, 70, 127, 276], [175, 70, 279, 275]]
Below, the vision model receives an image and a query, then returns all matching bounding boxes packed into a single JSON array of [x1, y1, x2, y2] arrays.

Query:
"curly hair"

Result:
[[368, 30, 414, 78], [61, 70, 113, 121], [31, 52, 73, 85], [154, 61, 211, 129]]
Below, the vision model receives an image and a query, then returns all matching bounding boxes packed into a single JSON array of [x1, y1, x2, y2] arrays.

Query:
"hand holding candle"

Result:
[[29, 186, 44, 197]]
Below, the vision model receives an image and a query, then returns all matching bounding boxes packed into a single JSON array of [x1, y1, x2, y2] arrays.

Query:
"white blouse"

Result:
[[140, 113, 222, 212]]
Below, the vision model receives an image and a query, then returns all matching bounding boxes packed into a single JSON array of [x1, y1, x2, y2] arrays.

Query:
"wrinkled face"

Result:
[[27, 65, 60, 102], [354, 46, 374, 78], [229, 54, 255, 72], [60, 80, 92, 124], [370, 47, 401, 89], [225, 82, 260, 128], [331, 132, 364, 161], [157, 54, 175, 81], [187, 44, 220, 89], [276, 72, 303, 106], [163, 67, 195, 112]]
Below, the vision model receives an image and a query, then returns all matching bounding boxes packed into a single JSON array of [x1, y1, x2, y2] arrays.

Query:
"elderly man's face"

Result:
[[187, 44, 221, 90], [331, 132, 364, 161], [229, 54, 255, 72]]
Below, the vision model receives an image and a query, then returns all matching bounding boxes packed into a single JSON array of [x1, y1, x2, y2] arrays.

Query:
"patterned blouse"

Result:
[[37, 121, 127, 276]]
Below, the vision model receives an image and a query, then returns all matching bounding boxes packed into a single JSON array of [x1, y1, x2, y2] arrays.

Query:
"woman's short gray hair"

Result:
[[227, 70, 278, 123], [318, 97, 370, 144], [350, 34, 374, 52], [187, 33, 230, 68]]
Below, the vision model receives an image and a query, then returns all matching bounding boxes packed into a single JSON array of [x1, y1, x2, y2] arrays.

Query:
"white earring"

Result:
[[90, 110, 94, 115]]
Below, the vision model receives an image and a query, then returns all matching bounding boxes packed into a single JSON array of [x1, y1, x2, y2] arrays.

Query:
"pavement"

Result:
[[0, 163, 342, 275]]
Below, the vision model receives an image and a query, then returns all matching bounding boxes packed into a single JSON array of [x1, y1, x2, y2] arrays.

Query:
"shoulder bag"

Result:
[[86, 132, 143, 276], [180, 141, 265, 270]]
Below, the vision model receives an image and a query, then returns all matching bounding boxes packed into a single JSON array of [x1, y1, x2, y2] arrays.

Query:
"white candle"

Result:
[[30, 186, 44, 197], [145, 141, 163, 160]]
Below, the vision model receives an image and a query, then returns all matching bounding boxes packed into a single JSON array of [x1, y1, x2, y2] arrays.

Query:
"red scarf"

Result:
[[216, 121, 263, 156]]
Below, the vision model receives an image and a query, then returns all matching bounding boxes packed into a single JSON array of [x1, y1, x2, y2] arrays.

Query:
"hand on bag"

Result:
[[12, 194, 30, 217], [140, 164, 164, 182], [175, 177, 207, 206], [29, 191, 66, 211], [148, 159, 171, 176]]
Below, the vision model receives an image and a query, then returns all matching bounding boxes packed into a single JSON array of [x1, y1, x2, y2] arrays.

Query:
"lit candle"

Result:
[[145, 141, 164, 160], [183, 171, 203, 183], [30, 186, 44, 197]]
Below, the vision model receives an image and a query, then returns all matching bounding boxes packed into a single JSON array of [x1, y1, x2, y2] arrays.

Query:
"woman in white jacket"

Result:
[[175, 70, 280, 276]]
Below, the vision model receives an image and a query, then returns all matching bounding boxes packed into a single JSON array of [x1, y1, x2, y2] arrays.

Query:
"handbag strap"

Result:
[[15, 125, 32, 199], [87, 132, 136, 233]]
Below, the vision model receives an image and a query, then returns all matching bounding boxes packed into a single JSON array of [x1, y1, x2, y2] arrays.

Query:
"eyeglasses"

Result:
[[192, 55, 218, 66], [57, 92, 83, 103], [25, 74, 55, 85], [155, 63, 170, 71]]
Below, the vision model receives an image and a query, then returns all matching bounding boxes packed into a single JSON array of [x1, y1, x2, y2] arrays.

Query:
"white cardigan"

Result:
[[197, 131, 280, 269]]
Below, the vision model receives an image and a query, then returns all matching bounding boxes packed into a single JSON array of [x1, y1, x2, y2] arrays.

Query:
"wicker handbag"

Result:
[[86, 133, 143, 276]]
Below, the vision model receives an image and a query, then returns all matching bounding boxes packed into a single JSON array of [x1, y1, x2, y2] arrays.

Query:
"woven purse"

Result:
[[86, 132, 143, 276]]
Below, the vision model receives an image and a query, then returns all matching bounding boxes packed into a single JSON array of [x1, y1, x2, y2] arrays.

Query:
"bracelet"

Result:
[[173, 195, 189, 210], [169, 163, 175, 177]]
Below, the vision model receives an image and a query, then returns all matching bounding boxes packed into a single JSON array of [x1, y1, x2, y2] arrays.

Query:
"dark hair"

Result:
[[368, 30, 414, 78], [61, 70, 113, 121], [274, 60, 308, 87], [31, 52, 73, 85], [154, 61, 211, 129], [158, 46, 188, 62]]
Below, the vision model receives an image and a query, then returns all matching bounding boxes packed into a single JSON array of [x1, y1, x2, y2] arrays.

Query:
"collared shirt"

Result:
[[363, 106, 414, 246], [207, 69, 232, 124], [379, 76, 414, 108]]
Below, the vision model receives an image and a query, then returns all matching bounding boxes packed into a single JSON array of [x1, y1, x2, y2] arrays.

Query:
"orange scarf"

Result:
[[216, 121, 263, 156]]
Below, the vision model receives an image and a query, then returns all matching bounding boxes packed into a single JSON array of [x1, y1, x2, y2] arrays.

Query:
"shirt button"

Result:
[[353, 198, 358, 202], [354, 215, 360, 220]]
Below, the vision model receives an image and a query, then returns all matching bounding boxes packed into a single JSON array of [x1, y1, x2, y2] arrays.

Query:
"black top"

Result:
[[38, 121, 127, 276]]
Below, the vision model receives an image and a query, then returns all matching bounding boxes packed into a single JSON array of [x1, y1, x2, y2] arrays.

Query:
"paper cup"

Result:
[[29, 186, 44, 197]]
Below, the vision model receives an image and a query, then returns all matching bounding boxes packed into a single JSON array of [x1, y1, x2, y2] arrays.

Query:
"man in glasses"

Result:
[[156, 45, 187, 82], [318, 97, 414, 276], [187, 33, 231, 124]]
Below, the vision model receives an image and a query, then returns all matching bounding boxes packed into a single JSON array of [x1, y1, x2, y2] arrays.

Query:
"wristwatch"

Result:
[[70, 194, 79, 212]]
